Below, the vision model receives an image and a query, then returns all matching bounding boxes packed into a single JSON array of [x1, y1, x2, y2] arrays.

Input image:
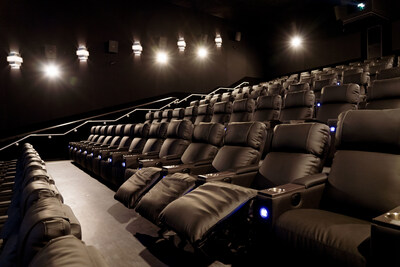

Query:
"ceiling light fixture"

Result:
[[156, 51, 168, 64], [197, 47, 208, 59], [290, 36, 303, 48], [44, 64, 61, 78]]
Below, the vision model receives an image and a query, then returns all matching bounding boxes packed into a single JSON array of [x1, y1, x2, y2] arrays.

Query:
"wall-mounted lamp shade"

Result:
[[197, 47, 208, 59], [177, 37, 186, 52], [7, 52, 23, 69], [156, 51, 168, 64], [132, 41, 143, 56], [215, 34, 222, 47], [76, 46, 89, 62]]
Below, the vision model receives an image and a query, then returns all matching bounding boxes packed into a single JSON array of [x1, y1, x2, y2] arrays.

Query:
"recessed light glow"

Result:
[[156, 51, 168, 64], [44, 64, 60, 78], [290, 36, 302, 48], [197, 47, 208, 59]]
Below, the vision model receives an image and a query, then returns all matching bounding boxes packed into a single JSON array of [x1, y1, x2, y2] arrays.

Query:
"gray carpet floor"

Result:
[[46, 160, 229, 267]]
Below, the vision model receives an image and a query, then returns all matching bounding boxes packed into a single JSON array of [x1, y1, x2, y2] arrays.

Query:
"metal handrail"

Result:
[[0, 82, 249, 152]]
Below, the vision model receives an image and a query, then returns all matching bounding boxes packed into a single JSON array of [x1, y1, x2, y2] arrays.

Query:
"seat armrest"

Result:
[[254, 173, 328, 229], [123, 154, 141, 168], [161, 164, 192, 175], [371, 206, 400, 265], [197, 171, 235, 182], [194, 159, 214, 166], [292, 172, 328, 189], [139, 158, 163, 168], [161, 154, 182, 161]]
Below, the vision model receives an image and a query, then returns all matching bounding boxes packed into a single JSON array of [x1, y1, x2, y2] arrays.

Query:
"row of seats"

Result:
[[0, 144, 108, 266], [112, 108, 400, 267]]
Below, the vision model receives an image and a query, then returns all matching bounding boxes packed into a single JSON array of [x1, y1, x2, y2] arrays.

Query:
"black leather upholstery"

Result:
[[366, 77, 400, 109]]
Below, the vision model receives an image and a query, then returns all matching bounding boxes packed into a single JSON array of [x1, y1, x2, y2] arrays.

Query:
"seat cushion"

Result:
[[114, 167, 162, 208], [275, 209, 370, 267], [135, 173, 197, 225], [159, 181, 257, 244]]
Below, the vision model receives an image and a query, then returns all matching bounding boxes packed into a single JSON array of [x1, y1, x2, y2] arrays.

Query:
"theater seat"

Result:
[[132, 121, 266, 226], [194, 103, 213, 125], [270, 109, 400, 267], [115, 122, 224, 210], [183, 105, 198, 124], [376, 66, 400, 80], [158, 122, 330, 254]]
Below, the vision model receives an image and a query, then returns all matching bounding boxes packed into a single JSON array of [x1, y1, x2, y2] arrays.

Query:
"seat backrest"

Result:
[[229, 98, 255, 122], [211, 101, 232, 125], [158, 119, 193, 158], [221, 92, 235, 102], [322, 109, 400, 220], [313, 76, 338, 99], [194, 103, 213, 125], [180, 122, 225, 164], [280, 90, 315, 122], [94, 126, 108, 145], [100, 125, 117, 146], [251, 122, 330, 189], [267, 83, 284, 96], [249, 86, 267, 99], [172, 108, 184, 121], [183, 105, 198, 124], [108, 124, 125, 147], [209, 94, 222, 106], [212, 121, 267, 172], [316, 84, 360, 124], [376, 66, 400, 80], [128, 123, 150, 153], [365, 77, 400, 109], [141, 122, 169, 153], [190, 100, 199, 107], [253, 95, 282, 122], [161, 109, 173, 122], [117, 124, 136, 149]]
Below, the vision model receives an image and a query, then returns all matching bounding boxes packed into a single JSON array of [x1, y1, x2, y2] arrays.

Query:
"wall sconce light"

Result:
[[177, 37, 186, 52], [132, 41, 143, 56], [215, 34, 222, 48], [7, 51, 23, 69], [76, 46, 89, 62]]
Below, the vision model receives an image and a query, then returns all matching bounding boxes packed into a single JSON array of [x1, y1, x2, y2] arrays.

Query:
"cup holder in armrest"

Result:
[[385, 212, 400, 221], [258, 183, 304, 197], [373, 206, 400, 230]]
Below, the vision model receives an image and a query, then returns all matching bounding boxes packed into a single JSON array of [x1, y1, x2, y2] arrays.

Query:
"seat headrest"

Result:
[[199, 99, 210, 105], [377, 66, 400, 80], [172, 108, 184, 119], [224, 121, 267, 150], [213, 101, 232, 114], [321, 84, 360, 104], [336, 109, 400, 153], [166, 119, 193, 140], [134, 123, 150, 138], [145, 112, 154, 121], [115, 124, 125, 136], [256, 95, 281, 110], [193, 122, 225, 147], [313, 77, 336, 91], [106, 125, 116, 135], [368, 77, 400, 100], [99, 126, 107, 135], [221, 93, 234, 102], [284, 90, 315, 108], [148, 122, 168, 138], [288, 82, 310, 92], [90, 126, 96, 134], [162, 109, 173, 119], [95, 126, 102, 134], [184, 106, 198, 116], [267, 83, 282, 95], [272, 123, 330, 156], [197, 103, 213, 115], [232, 98, 255, 113], [123, 124, 135, 136], [153, 111, 163, 121], [190, 100, 199, 106], [320, 73, 338, 80]]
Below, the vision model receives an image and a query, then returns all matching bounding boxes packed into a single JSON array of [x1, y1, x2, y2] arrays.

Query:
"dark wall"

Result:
[[0, 0, 263, 139]]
